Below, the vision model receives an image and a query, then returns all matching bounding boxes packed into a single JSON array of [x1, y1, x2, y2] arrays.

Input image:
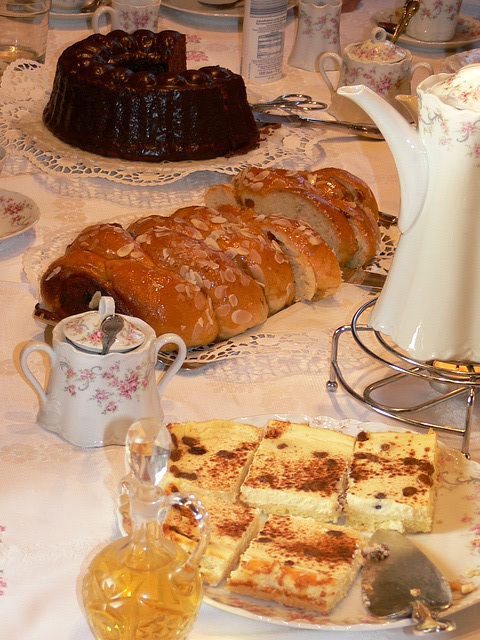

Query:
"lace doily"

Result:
[[0, 60, 329, 187]]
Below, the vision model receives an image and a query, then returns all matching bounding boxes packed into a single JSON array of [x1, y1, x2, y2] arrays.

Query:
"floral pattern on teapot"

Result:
[[62, 358, 151, 414]]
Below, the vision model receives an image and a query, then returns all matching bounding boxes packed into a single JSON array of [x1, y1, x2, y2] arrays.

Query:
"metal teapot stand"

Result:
[[327, 298, 479, 458]]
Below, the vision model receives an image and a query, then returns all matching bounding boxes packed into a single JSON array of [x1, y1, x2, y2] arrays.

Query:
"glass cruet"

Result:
[[82, 418, 210, 640]]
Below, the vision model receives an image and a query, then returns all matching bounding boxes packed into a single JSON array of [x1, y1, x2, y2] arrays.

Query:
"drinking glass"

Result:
[[0, 0, 51, 74]]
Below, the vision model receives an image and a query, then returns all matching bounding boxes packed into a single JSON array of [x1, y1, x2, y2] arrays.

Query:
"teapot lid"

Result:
[[63, 296, 145, 353], [428, 64, 480, 112], [348, 27, 406, 64]]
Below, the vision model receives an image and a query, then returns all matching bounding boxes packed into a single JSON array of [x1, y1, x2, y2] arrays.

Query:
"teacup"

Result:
[[93, 0, 161, 33], [20, 297, 186, 447], [405, 0, 463, 42], [318, 27, 433, 123]]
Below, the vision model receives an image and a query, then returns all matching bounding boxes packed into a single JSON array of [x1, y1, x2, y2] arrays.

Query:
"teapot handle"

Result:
[[154, 333, 187, 397], [164, 493, 210, 586], [20, 342, 56, 407]]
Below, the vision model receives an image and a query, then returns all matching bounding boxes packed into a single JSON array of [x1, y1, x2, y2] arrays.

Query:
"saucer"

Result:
[[50, 9, 92, 21], [372, 12, 480, 51], [0, 188, 40, 243], [442, 49, 480, 73]]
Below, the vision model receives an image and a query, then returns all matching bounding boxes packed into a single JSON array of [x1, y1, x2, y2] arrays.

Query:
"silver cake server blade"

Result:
[[362, 530, 455, 634]]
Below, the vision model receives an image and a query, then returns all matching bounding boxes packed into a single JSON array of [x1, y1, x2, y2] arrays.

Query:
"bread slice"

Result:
[[240, 420, 355, 523], [344, 429, 439, 533], [164, 420, 264, 502], [164, 492, 262, 586], [219, 205, 342, 301], [227, 514, 365, 614], [206, 167, 380, 268], [231, 168, 358, 266]]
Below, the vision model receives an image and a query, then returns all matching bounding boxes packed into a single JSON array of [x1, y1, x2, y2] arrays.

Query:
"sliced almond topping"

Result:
[[252, 169, 270, 182], [205, 236, 221, 252], [194, 292, 206, 310], [224, 267, 236, 283], [45, 266, 61, 281], [116, 243, 135, 257], [250, 263, 265, 283], [228, 294, 238, 307], [250, 249, 262, 264], [232, 309, 253, 325], [215, 303, 231, 318], [214, 285, 228, 299], [191, 218, 210, 231]]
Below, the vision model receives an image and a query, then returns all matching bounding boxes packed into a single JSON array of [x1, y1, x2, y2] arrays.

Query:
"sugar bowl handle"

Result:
[[20, 342, 56, 406], [154, 333, 187, 397]]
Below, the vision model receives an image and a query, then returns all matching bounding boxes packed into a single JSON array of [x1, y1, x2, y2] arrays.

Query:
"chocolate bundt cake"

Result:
[[43, 30, 260, 162]]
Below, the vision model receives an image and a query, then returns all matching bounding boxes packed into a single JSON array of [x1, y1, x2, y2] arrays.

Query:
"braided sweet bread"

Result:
[[40, 168, 379, 348]]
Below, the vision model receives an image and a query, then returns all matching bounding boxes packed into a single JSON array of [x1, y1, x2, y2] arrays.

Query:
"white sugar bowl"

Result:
[[20, 297, 186, 447], [319, 27, 433, 123]]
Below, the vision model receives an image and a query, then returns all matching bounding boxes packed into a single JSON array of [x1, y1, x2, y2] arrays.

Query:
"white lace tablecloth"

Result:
[[1, 0, 480, 639]]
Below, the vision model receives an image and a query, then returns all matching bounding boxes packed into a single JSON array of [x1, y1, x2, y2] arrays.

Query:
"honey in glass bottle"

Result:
[[82, 418, 210, 640]]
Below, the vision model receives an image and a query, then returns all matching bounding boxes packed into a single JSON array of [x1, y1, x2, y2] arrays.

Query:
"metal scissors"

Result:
[[250, 94, 328, 113]]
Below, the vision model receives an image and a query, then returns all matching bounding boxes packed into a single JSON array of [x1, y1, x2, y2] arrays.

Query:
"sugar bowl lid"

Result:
[[63, 297, 145, 354], [348, 27, 407, 64]]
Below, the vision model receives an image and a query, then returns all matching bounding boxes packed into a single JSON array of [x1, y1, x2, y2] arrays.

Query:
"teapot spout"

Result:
[[337, 84, 428, 233]]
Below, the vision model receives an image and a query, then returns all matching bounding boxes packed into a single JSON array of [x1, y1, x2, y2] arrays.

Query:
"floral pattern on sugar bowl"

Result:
[[61, 357, 150, 414]]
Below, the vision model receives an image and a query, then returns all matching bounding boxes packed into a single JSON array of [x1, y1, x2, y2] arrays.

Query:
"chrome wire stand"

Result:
[[327, 299, 479, 458]]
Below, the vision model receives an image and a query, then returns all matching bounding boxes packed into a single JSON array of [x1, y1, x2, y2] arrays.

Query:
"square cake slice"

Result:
[[240, 420, 355, 522], [344, 429, 439, 533], [164, 492, 262, 586], [227, 514, 365, 614], [164, 420, 263, 502]]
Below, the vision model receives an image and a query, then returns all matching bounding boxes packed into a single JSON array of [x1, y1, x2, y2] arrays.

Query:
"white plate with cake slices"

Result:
[[203, 414, 480, 630], [0, 188, 40, 243]]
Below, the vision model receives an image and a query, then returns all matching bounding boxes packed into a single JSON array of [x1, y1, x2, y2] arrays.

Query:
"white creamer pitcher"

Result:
[[20, 297, 186, 447], [338, 64, 480, 363]]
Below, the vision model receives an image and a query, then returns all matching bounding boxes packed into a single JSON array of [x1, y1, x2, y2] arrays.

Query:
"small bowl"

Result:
[[0, 145, 6, 176]]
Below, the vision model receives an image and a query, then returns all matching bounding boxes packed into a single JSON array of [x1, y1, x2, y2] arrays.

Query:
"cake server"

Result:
[[362, 529, 455, 634], [253, 110, 384, 140]]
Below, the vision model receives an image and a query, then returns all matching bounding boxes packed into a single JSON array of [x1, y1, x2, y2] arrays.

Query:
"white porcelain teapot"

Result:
[[20, 297, 187, 447], [338, 64, 480, 363]]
